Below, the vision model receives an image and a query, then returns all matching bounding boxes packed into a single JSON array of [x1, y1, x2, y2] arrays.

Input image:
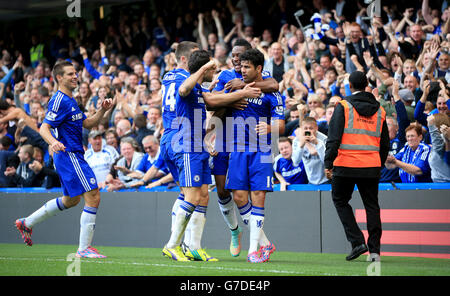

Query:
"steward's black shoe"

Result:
[[345, 244, 368, 261]]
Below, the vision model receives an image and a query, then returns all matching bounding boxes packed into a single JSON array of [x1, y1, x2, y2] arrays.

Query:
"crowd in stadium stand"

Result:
[[0, 0, 449, 191]]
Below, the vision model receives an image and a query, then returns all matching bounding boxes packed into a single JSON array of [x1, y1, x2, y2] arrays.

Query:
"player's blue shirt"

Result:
[[274, 155, 308, 184], [172, 77, 209, 153], [395, 142, 432, 183], [213, 69, 272, 152], [160, 68, 190, 145], [214, 69, 271, 92], [228, 91, 285, 152], [43, 90, 86, 152]]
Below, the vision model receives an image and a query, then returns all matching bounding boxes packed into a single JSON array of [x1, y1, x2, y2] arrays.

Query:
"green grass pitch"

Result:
[[0, 243, 449, 276]]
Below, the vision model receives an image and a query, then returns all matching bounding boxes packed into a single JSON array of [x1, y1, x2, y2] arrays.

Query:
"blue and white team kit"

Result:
[[43, 90, 98, 197], [158, 66, 285, 190]]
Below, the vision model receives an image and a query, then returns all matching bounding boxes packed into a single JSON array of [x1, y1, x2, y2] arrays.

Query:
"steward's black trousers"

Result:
[[331, 176, 382, 254]]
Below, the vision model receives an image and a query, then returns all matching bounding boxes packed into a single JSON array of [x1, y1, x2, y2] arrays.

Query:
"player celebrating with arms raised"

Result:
[[15, 60, 113, 258]]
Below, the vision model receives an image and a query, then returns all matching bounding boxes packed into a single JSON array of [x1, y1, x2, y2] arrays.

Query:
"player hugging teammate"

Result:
[[162, 43, 285, 263]]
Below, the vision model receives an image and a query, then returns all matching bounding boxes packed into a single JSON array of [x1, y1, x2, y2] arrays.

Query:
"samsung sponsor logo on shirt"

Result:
[[72, 113, 83, 121], [246, 98, 263, 105]]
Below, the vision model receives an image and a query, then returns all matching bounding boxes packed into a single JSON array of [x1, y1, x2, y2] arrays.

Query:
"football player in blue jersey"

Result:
[[162, 50, 262, 262], [159, 41, 199, 257], [211, 39, 279, 258], [14, 60, 113, 258], [225, 49, 285, 263]]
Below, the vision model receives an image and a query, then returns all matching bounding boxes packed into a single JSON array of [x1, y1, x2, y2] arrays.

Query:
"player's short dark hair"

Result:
[[52, 60, 73, 83], [0, 100, 10, 111], [239, 49, 265, 68], [175, 41, 199, 62], [188, 50, 211, 73], [233, 38, 252, 50]]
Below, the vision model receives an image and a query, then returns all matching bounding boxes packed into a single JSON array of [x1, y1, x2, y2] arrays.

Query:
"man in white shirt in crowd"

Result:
[[292, 116, 329, 185], [84, 130, 119, 189]]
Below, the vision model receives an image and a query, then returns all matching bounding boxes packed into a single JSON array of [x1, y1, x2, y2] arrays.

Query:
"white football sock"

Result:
[[188, 206, 207, 250], [249, 206, 265, 254], [238, 200, 252, 228], [78, 206, 97, 252], [218, 195, 239, 230], [171, 193, 185, 232], [167, 200, 195, 249], [25, 197, 66, 228]]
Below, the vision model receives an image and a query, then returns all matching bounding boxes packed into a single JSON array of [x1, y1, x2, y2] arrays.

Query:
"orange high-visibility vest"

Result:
[[333, 100, 386, 168]]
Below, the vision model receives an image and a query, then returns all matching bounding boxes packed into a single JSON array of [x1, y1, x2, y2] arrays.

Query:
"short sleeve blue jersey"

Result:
[[43, 90, 86, 152], [213, 69, 271, 93], [160, 68, 190, 145], [213, 69, 273, 152], [172, 77, 208, 153], [228, 91, 285, 152]]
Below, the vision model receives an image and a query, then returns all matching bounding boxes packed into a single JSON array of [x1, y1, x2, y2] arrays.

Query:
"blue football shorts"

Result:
[[160, 140, 180, 183], [225, 151, 274, 192], [175, 151, 212, 188], [210, 152, 230, 176], [53, 151, 98, 198]]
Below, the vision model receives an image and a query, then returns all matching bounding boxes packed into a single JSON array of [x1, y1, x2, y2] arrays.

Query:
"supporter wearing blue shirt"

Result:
[[274, 137, 308, 191], [385, 124, 432, 183], [135, 135, 169, 180]]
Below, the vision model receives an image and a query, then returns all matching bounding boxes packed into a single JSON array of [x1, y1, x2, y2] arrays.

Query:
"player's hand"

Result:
[[255, 121, 271, 135], [208, 79, 220, 91], [324, 168, 333, 180], [202, 59, 217, 72], [225, 78, 245, 91], [50, 141, 66, 153], [242, 82, 261, 98], [229, 98, 248, 110]]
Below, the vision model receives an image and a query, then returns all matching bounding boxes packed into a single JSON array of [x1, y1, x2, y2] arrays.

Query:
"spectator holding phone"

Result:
[[292, 117, 328, 185]]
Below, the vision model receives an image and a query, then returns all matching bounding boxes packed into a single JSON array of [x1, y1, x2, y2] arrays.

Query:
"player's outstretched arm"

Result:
[[83, 98, 113, 129], [179, 59, 217, 97], [204, 82, 261, 108], [225, 77, 279, 93]]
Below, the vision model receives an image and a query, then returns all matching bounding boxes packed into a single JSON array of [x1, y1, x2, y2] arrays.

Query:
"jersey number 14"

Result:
[[162, 83, 176, 113]]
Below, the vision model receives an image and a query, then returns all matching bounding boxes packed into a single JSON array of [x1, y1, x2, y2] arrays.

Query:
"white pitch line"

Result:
[[0, 257, 340, 276]]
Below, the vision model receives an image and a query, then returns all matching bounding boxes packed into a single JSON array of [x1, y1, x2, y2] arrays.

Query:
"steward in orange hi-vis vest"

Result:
[[333, 100, 386, 168], [324, 71, 391, 261]]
